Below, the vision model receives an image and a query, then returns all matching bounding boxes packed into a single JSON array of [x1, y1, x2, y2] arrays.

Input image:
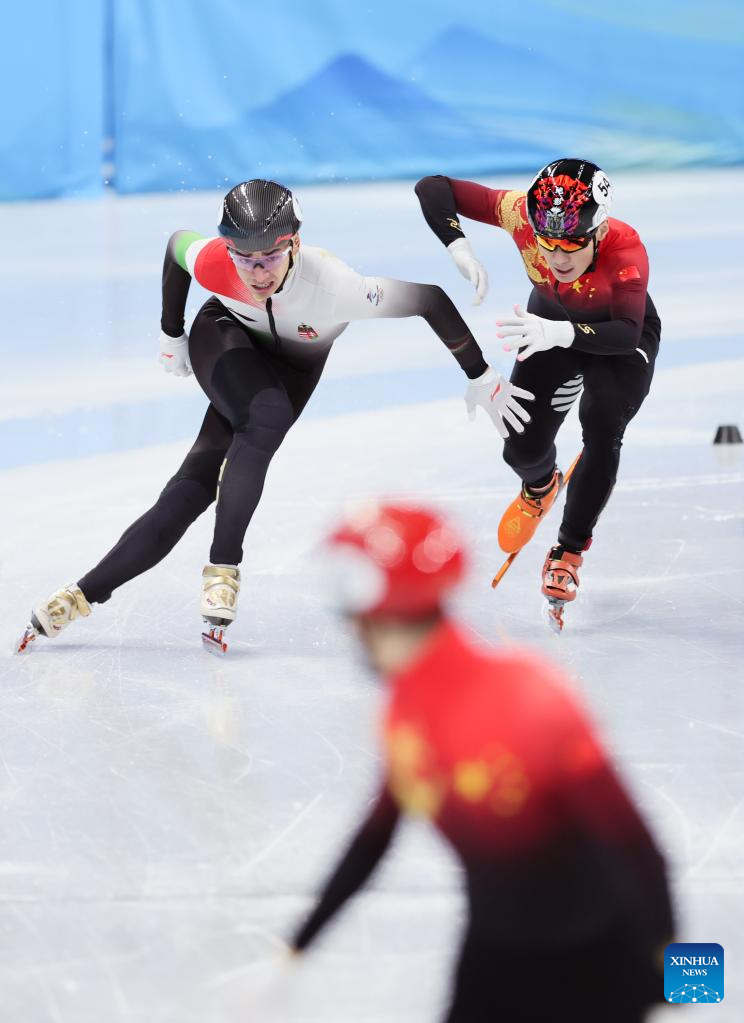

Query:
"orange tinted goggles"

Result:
[[535, 233, 593, 253]]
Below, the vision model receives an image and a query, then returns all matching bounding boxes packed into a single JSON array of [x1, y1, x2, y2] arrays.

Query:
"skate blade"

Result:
[[201, 626, 228, 656], [14, 622, 39, 655], [543, 598, 566, 634]]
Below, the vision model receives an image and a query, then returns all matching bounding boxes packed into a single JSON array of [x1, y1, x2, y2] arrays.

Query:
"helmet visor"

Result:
[[226, 242, 292, 270], [535, 233, 593, 253]]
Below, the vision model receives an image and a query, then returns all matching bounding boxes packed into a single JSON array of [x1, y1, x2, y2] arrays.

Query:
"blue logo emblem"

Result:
[[665, 943, 723, 1003]]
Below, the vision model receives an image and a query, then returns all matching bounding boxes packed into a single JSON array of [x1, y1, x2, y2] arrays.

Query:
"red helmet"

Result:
[[327, 502, 466, 619]]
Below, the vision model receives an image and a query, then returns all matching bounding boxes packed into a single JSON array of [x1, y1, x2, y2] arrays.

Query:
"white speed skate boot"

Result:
[[15, 584, 92, 655], [200, 564, 240, 655]]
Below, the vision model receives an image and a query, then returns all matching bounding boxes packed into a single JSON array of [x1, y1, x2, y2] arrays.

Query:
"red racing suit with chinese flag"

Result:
[[292, 621, 673, 1022], [415, 175, 662, 551]]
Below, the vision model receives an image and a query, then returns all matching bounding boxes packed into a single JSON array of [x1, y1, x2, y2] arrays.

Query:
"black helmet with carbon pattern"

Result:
[[218, 179, 302, 252], [526, 158, 612, 240]]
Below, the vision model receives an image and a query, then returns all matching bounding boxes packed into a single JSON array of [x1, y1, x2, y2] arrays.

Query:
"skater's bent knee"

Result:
[[162, 475, 216, 510], [232, 391, 293, 434], [579, 401, 636, 444], [503, 439, 554, 476], [231, 395, 293, 453], [232, 421, 288, 456]]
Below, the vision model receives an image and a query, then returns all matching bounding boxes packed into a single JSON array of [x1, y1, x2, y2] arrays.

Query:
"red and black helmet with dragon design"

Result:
[[526, 158, 613, 240]]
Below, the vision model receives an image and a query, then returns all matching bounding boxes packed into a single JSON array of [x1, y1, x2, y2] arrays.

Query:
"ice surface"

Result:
[[1, 171, 743, 1021]]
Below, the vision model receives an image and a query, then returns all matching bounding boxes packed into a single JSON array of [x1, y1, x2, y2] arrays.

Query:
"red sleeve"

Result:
[[415, 175, 527, 247], [449, 178, 510, 229]]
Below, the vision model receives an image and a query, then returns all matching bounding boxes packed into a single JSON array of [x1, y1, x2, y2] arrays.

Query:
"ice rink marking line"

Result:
[[588, 538, 686, 626], [236, 793, 324, 876], [684, 796, 744, 879], [314, 730, 346, 780], [250, 471, 744, 510], [686, 717, 744, 741], [638, 781, 693, 866]]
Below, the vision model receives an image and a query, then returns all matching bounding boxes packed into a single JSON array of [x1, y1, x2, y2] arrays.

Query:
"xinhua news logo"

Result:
[[665, 943, 724, 1003]]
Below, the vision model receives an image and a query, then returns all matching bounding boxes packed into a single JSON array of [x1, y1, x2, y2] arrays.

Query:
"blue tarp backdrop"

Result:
[[0, 4, 106, 200], [1, 1, 743, 199]]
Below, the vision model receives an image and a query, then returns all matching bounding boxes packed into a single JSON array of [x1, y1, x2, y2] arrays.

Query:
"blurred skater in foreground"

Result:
[[287, 502, 673, 1021]]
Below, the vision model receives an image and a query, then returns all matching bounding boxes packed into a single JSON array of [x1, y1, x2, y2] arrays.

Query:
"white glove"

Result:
[[158, 330, 192, 377], [497, 305, 575, 361], [447, 237, 489, 305], [465, 366, 534, 439]]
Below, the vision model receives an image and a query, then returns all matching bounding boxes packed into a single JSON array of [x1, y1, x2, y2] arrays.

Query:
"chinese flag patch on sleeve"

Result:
[[617, 264, 641, 282]]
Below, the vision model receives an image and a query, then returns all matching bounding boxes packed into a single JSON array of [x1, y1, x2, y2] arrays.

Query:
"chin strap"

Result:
[[274, 249, 294, 294], [584, 235, 598, 274], [585, 223, 607, 273], [265, 249, 295, 353], [265, 296, 281, 354]]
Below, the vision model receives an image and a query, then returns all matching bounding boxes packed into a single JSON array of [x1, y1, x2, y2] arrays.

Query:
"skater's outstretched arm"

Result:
[[161, 230, 203, 337], [331, 265, 489, 378], [158, 230, 206, 377], [327, 263, 533, 434], [290, 783, 401, 952], [415, 174, 506, 242], [415, 175, 520, 305]]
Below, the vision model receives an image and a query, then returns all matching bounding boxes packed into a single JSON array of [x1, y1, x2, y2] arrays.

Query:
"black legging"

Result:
[[79, 298, 329, 603], [503, 331, 657, 552]]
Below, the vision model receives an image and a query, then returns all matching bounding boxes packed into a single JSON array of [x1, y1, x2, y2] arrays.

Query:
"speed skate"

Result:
[[14, 584, 92, 655], [491, 453, 583, 632], [15, 617, 43, 655], [541, 547, 583, 634], [200, 564, 240, 656], [201, 623, 230, 656]]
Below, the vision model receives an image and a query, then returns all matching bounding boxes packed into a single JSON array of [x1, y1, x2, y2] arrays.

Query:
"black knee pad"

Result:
[[160, 476, 216, 521], [232, 391, 294, 456]]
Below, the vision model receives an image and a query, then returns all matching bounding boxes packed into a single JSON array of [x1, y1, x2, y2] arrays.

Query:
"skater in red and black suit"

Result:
[[288, 502, 674, 1022], [415, 159, 661, 629]]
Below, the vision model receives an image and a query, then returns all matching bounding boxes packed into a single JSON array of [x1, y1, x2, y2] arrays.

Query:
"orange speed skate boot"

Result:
[[541, 545, 583, 633], [498, 469, 563, 554]]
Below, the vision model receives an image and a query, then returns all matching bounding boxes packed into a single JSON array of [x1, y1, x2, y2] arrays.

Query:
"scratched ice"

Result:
[[1, 172, 743, 1021]]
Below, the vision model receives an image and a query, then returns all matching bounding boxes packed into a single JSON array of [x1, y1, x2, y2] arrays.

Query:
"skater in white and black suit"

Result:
[[16, 179, 533, 654]]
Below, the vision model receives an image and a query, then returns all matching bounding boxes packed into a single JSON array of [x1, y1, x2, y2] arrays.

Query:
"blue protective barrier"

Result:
[[0, 3, 106, 200], [110, 0, 744, 193], [1, 1, 743, 199]]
